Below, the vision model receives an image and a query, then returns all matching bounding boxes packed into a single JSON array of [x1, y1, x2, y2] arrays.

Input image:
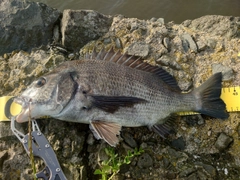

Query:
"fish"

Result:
[[14, 48, 229, 146]]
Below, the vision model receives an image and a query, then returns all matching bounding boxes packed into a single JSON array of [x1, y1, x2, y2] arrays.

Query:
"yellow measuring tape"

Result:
[[221, 87, 240, 112], [0, 96, 22, 121], [0, 87, 239, 121]]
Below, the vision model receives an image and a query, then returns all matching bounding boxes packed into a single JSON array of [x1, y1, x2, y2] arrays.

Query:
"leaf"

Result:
[[124, 157, 131, 164], [102, 160, 108, 166], [102, 165, 112, 173], [94, 169, 103, 175]]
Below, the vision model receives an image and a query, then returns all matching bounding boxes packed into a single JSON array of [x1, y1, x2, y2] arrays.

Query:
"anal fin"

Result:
[[89, 121, 122, 147], [151, 116, 176, 139]]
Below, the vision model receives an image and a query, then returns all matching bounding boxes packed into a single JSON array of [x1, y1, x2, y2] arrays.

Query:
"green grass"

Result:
[[94, 147, 144, 180]]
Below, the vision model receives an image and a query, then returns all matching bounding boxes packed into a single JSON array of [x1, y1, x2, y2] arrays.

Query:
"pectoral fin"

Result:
[[90, 95, 147, 113], [89, 121, 122, 147]]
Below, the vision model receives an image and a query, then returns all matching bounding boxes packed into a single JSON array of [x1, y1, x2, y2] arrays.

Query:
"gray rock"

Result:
[[0, 122, 26, 139], [115, 38, 122, 49], [2, 150, 31, 180], [196, 40, 207, 51], [179, 167, 195, 177], [181, 33, 198, 52], [195, 162, 216, 177], [184, 15, 240, 38], [207, 39, 217, 49], [0, 122, 13, 138], [170, 137, 186, 151], [61, 10, 112, 51], [86, 133, 95, 145], [0, 49, 65, 96], [186, 173, 198, 180], [156, 18, 165, 25], [212, 63, 234, 81], [137, 153, 153, 168], [215, 133, 233, 151], [125, 42, 149, 57], [140, 142, 148, 149], [0, 0, 60, 55], [121, 131, 138, 148]]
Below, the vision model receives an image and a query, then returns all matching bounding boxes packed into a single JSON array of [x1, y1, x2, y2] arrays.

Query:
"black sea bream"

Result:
[[15, 48, 228, 146]]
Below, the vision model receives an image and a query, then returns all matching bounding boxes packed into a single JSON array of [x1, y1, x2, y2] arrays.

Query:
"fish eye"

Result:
[[36, 77, 46, 87]]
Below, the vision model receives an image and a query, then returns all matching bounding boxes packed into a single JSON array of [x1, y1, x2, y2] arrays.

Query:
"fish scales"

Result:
[[14, 48, 228, 146], [59, 59, 193, 124]]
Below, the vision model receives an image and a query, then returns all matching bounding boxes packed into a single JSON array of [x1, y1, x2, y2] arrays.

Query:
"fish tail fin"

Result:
[[193, 72, 229, 119]]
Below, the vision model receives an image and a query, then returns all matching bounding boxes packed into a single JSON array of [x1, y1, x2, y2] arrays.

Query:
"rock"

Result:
[[164, 171, 176, 179], [156, 55, 182, 70], [0, 122, 26, 139], [140, 142, 148, 149], [121, 131, 138, 148], [212, 63, 234, 81], [0, 49, 65, 96], [2, 150, 31, 180], [183, 15, 240, 38], [195, 162, 216, 177], [215, 133, 233, 151], [0, 0, 60, 55], [181, 33, 198, 52], [186, 173, 198, 180], [170, 136, 186, 151], [86, 133, 95, 145], [124, 42, 149, 57], [207, 38, 217, 49], [179, 167, 195, 177], [156, 18, 165, 25], [196, 40, 207, 51], [137, 153, 153, 168], [61, 10, 112, 52]]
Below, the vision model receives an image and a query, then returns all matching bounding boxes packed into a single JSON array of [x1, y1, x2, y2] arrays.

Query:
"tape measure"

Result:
[[0, 96, 22, 121], [0, 87, 239, 121], [221, 87, 240, 112]]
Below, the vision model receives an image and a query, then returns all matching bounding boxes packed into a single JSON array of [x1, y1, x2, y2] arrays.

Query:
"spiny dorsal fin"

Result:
[[84, 48, 181, 91]]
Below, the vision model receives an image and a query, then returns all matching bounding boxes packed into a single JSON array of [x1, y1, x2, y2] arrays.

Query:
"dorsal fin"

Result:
[[84, 48, 181, 91]]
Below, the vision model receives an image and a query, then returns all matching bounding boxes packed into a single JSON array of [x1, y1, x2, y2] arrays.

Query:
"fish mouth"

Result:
[[14, 97, 33, 123]]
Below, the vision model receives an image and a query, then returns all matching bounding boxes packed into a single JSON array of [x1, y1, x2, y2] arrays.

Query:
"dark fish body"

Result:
[[15, 49, 228, 146]]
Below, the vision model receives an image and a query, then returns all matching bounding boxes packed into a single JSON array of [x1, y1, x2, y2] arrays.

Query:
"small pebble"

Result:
[[215, 133, 233, 151], [115, 38, 122, 49], [171, 136, 186, 151], [140, 142, 148, 149], [86, 133, 95, 145], [121, 131, 137, 148], [137, 153, 153, 168], [68, 53, 75, 60]]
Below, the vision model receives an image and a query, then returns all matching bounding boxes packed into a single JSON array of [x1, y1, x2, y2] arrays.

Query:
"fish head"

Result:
[[15, 69, 78, 123]]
